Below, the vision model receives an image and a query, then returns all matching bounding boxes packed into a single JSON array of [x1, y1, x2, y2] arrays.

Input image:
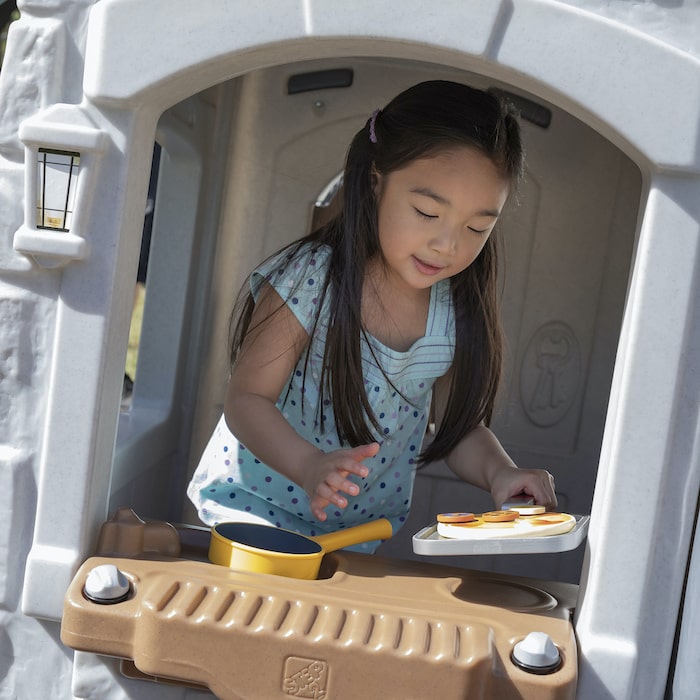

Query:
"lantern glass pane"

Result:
[[36, 149, 80, 231]]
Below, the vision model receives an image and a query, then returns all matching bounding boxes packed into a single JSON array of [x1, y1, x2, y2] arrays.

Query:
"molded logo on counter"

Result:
[[283, 657, 328, 698]]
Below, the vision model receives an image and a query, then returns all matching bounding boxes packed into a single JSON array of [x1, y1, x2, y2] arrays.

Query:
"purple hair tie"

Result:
[[368, 109, 380, 144]]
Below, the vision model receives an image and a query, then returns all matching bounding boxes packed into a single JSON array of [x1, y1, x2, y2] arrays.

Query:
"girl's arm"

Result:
[[225, 282, 376, 520], [433, 373, 557, 509]]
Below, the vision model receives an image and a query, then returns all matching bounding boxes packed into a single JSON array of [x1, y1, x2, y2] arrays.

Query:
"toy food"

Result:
[[437, 512, 577, 540], [482, 510, 519, 522], [436, 512, 476, 523]]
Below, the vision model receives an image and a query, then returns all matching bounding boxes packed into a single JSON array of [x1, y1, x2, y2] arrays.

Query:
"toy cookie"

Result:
[[436, 512, 476, 523], [482, 510, 519, 522]]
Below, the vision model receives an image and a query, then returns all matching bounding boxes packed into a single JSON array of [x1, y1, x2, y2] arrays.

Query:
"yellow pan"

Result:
[[209, 518, 393, 579]]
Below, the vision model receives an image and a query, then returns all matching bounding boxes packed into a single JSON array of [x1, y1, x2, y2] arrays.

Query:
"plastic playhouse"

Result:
[[1, 1, 699, 698]]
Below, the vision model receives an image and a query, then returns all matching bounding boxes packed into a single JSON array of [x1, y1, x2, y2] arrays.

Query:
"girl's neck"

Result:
[[362, 259, 431, 352]]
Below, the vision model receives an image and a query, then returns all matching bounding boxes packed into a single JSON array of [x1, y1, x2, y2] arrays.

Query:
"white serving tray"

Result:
[[412, 515, 590, 556]]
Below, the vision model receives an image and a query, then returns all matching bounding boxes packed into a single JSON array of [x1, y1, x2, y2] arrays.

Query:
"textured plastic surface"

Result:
[[61, 516, 578, 700], [413, 516, 589, 556]]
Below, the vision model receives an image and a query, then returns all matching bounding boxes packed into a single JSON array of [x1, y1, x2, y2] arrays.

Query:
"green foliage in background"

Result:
[[0, 4, 19, 68]]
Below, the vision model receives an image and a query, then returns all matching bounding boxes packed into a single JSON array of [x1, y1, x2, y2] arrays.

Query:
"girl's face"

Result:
[[373, 147, 510, 294]]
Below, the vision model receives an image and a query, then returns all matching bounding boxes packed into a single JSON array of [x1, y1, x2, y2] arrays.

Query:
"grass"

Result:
[[125, 283, 146, 381]]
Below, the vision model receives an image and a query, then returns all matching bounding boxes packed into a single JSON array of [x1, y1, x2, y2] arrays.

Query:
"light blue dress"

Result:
[[187, 243, 455, 551]]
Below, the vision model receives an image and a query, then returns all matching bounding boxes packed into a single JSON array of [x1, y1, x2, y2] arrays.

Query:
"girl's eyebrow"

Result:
[[410, 186, 501, 217], [411, 186, 451, 206]]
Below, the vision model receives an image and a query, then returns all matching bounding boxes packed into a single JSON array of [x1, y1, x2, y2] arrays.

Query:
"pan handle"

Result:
[[312, 518, 393, 553]]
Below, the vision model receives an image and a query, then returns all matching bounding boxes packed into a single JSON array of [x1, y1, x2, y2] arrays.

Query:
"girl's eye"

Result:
[[468, 226, 489, 234], [414, 207, 437, 220]]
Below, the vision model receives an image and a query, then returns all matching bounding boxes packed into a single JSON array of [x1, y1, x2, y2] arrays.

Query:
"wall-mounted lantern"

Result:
[[36, 148, 81, 232], [13, 104, 109, 268]]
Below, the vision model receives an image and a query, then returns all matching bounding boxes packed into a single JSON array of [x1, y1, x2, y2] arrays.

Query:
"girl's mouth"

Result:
[[412, 256, 445, 276]]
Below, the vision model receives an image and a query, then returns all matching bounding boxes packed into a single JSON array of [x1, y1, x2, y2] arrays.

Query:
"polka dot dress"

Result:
[[188, 243, 455, 552]]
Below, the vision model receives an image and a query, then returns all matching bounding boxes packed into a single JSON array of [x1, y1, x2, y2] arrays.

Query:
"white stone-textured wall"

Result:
[[0, 2, 96, 697], [562, 0, 700, 58]]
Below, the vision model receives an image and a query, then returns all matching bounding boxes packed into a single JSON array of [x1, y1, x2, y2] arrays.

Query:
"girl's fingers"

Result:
[[348, 441, 379, 460], [499, 469, 557, 510], [309, 444, 379, 520], [341, 442, 379, 477], [532, 472, 557, 508], [352, 441, 380, 458], [315, 480, 348, 508], [325, 471, 360, 496], [311, 502, 328, 521], [310, 489, 336, 520]]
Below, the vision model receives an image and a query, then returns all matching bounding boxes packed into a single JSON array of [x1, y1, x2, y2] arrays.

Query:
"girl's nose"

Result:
[[429, 227, 457, 255]]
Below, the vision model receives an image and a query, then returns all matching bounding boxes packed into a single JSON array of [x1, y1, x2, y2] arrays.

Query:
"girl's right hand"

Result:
[[304, 442, 380, 521]]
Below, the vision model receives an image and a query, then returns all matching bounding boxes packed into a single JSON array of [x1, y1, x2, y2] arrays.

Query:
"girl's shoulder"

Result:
[[249, 243, 333, 336], [428, 278, 455, 340], [251, 242, 331, 297]]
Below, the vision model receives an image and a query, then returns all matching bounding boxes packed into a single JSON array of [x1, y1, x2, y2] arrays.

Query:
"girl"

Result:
[[188, 80, 556, 551]]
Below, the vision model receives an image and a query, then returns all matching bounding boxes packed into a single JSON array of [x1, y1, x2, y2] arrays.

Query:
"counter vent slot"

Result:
[[154, 581, 180, 612]]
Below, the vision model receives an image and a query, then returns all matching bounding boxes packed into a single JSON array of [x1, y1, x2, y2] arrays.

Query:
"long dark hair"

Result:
[[230, 80, 524, 464]]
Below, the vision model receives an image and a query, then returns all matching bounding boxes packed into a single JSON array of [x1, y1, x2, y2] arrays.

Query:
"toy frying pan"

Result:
[[209, 518, 393, 579]]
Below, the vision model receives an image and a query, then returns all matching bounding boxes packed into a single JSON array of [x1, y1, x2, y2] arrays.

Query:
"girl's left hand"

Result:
[[490, 467, 557, 510]]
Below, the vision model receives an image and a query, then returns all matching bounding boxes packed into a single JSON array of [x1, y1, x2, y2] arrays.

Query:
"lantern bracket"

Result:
[[13, 105, 110, 268]]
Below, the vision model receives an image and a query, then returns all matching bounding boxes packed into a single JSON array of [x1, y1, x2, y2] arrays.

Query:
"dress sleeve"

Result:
[[250, 243, 330, 335]]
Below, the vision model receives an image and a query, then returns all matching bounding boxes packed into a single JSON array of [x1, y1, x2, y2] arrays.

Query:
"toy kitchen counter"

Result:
[[61, 509, 578, 699]]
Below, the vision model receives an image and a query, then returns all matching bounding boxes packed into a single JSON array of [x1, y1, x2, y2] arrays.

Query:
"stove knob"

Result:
[[83, 564, 131, 604], [511, 631, 562, 674]]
